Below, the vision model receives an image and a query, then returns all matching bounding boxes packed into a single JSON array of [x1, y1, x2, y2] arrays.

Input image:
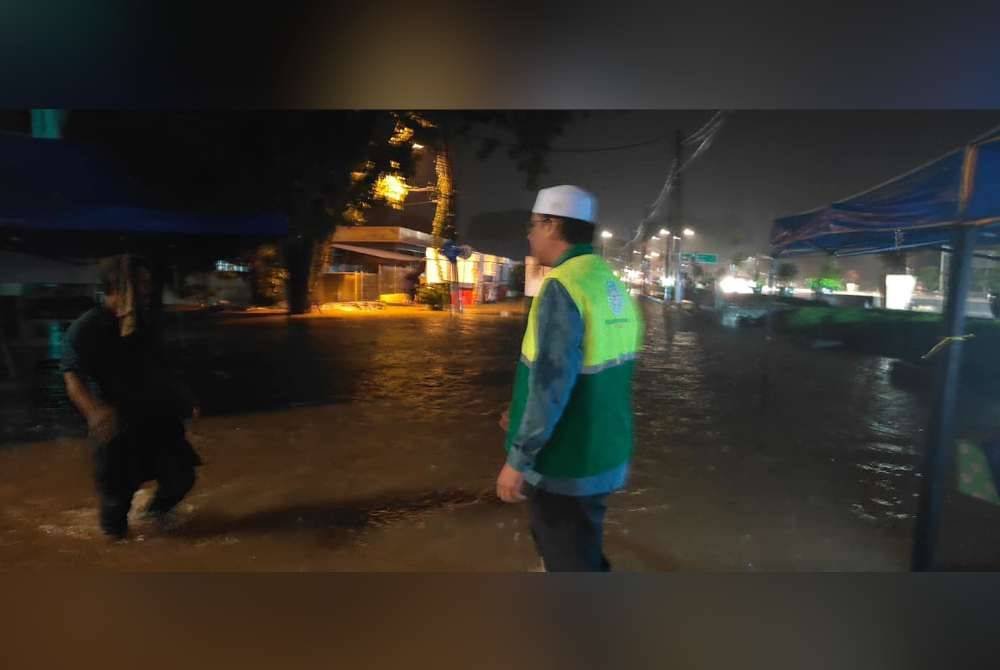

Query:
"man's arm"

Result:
[[63, 371, 100, 421], [61, 313, 118, 441], [63, 370, 118, 442], [506, 278, 584, 473]]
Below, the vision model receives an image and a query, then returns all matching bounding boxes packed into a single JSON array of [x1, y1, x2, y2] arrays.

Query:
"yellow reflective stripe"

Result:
[[580, 353, 637, 375]]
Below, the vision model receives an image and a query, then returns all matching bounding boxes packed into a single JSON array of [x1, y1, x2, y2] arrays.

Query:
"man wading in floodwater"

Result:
[[497, 185, 643, 571], [62, 254, 201, 540]]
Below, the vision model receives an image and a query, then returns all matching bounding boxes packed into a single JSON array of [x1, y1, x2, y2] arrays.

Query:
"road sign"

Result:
[[680, 252, 718, 265], [441, 241, 471, 262]]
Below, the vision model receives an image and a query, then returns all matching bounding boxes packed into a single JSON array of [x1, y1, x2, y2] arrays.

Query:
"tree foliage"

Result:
[[776, 261, 799, 284], [63, 111, 577, 311]]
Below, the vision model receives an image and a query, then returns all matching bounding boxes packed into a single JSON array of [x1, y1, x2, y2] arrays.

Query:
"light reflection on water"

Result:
[[3, 302, 994, 553], [631, 304, 925, 528]]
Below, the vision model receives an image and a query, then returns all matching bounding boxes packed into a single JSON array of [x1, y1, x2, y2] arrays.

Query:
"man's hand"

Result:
[[65, 371, 118, 443], [87, 404, 119, 443], [496, 463, 527, 503], [499, 405, 510, 432]]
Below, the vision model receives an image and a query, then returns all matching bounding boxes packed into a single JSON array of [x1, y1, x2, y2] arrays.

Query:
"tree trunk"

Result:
[[428, 124, 455, 287], [285, 235, 316, 315], [308, 229, 337, 306]]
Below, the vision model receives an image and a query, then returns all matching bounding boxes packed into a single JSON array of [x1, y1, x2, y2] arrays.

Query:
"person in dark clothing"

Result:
[[61, 254, 201, 540], [404, 265, 424, 303]]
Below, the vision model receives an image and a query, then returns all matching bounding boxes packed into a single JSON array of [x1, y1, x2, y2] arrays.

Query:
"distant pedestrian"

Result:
[[62, 254, 202, 540], [404, 265, 424, 303], [497, 185, 644, 571]]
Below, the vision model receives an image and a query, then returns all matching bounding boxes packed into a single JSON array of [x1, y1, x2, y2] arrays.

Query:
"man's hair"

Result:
[[98, 254, 150, 295], [553, 216, 596, 245]]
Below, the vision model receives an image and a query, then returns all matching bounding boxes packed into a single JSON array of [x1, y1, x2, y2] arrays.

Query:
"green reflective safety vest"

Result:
[[505, 250, 644, 479]]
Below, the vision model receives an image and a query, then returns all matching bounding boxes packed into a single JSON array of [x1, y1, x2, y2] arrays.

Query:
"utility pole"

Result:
[[913, 225, 977, 570], [673, 129, 685, 304], [939, 248, 948, 307]]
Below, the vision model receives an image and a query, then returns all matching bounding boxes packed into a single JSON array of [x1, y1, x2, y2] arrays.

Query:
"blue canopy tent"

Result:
[[0, 131, 287, 253], [772, 125, 1000, 258], [0, 132, 289, 372], [770, 124, 1000, 571]]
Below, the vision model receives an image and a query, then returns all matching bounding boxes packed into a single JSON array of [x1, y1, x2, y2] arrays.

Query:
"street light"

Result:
[[659, 228, 670, 237], [374, 173, 410, 209], [683, 227, 695, 237]]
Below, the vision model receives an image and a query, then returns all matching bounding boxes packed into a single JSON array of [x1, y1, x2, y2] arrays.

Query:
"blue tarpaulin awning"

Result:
[[770, 125, 1000, 257], [768, 122, 1000, 571], [0, 132, 287, 240]]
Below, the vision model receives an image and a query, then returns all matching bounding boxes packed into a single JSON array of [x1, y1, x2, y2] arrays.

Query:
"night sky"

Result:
[[451, 111, 1000, 281]]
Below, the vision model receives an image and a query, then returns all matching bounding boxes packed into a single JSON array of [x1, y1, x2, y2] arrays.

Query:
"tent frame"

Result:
[[770, 130, 1000, 571]]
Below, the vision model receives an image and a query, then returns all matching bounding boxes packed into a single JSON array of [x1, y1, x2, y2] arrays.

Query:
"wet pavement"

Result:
[[3, 302, 1000, 570]]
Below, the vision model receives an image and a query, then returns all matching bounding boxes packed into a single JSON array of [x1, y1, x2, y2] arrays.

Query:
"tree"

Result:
[[818, 257, 842, 281], [455, 112, 576, 190], [342, 111, 575, 294], [808, 256, 845, 294], [776, 261, 799, 286], [65, 111, 575, 313], [916, 266, 940, 292], [249, 243, 288, 306], [65, 111, 380, 313], [357, 111, 576, 227]]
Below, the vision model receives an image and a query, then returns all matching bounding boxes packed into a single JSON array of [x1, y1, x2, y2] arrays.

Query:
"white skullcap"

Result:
[[531, 185, 598, 224]]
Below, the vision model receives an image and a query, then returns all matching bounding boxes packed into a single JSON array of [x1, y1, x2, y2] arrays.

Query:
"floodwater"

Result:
[[3, 303, 1000, 571]]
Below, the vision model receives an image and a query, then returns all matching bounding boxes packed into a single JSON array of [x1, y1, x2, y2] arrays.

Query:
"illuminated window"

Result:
[[215, 261, 249, 273]]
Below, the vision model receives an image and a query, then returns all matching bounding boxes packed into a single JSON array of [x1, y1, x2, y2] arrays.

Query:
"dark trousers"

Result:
[[527, 487, 611, 572], [94, 417, 199, 538]]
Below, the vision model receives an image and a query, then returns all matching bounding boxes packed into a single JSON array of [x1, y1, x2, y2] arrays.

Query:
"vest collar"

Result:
[[554, 244, 595, 268]]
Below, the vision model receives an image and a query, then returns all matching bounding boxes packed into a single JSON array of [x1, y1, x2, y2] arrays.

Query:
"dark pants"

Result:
[[527, 487, 611, 572], [94, 417, 200, 538]]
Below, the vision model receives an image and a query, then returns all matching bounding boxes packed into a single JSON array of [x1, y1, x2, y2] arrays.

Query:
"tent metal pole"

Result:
[[911, 223, 977, 571]]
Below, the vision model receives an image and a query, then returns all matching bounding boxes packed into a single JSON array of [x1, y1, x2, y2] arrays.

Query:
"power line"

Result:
[[625, 111, 729, 249], [461, 132, 671, 154]]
